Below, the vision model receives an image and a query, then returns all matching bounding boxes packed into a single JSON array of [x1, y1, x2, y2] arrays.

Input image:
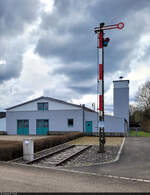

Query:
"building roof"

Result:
[[6, 96, 96, 113]]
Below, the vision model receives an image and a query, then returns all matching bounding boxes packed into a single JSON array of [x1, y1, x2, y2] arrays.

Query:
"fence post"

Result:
[[136, 128, 138, 136]]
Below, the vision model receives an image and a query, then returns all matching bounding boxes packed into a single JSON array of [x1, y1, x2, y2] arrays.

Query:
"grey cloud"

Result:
[[35, 0, 150, 80], [35, 0, 150, 68], [34, 0, 150, 96], [34, 0, 150, 100], [90, 0, 150, 24], [0, 51, 23, 83], [0, 61, 20, 83], [35, 0, 96, 63], [5, 89, 34, 109], [0, 0, 40, 37], [35, 32, 96, 64], [70, 86, 96, 94], [0, 35, 27, 83], [52, 63, 97, 95], [0, 0, 41, 84], [0, 0, 149, 103], [53, 64, 96, 82]]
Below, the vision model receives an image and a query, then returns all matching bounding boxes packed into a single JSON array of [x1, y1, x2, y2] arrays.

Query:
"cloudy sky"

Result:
[[0, 0, 150, 114]]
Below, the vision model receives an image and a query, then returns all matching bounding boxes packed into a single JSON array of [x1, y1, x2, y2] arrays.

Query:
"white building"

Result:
[[5, 79, 129, 135], [0, 118, 6, 132], [6, 96, 98, 135]]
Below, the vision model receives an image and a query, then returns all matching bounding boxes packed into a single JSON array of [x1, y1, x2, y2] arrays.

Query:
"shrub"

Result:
[[0, 131, 7, 135], [0, 141, 22, 161], [0, 132, 84, 161], [34, 132, 84, 152], [141, 109, 150, 132]]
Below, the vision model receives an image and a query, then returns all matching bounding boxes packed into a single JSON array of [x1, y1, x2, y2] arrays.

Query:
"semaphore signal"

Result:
[[94, 22, 124, 153]]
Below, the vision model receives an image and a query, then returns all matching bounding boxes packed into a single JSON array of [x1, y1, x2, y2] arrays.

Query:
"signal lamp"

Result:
[[103, 37, 110, 47]]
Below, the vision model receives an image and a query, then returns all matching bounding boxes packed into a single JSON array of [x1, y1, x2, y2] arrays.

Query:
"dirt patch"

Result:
[[67, 136, 123, 146], [0, 135, 123, 146], [0, 140, 21, 147]]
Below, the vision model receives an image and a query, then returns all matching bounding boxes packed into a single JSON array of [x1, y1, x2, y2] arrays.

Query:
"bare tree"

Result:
[[129, 104, 136, 116], [129, 104, 143, 124], [136, 81, 150, 110]]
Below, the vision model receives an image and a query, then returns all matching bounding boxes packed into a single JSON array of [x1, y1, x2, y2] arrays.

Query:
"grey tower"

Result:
[[113, 80, 129, 126]]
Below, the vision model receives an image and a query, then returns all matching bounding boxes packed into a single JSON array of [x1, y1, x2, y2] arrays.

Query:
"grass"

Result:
[[130, 130, 150, 137], [67, 136, 123, 146]]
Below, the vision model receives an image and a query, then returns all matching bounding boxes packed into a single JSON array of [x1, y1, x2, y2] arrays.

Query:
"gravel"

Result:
[[63, 145, 120, 167]]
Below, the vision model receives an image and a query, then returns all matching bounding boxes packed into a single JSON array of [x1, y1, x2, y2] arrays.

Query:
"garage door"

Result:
[[36, 119, 49, 135], [17, 120, 29, 135]]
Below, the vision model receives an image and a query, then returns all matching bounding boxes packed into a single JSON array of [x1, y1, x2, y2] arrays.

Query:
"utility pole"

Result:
[[94, 22, 124, 153]]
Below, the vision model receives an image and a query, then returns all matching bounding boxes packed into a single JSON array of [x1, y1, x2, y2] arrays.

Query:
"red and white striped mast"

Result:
[[94, 22, 124, 153]]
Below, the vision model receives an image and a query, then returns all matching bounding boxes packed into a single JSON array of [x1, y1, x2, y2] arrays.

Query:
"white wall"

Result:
[[104, 115, 125, 133], [113, 80, 129, 126], [0, 118, 6, 131], [84, 111, 98, 132], [8, 98, 80, 111], [6, 110, 83, 135], [83, 112, 125, 133]]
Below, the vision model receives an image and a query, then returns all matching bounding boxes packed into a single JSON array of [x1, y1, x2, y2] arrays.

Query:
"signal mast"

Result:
[[94, 22, 124, 153]]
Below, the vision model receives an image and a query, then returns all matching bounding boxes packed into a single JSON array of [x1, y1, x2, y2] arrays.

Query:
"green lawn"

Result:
[[130, 130, 150, 137]]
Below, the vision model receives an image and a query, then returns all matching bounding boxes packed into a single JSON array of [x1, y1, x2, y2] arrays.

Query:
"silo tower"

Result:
[[113, 79, 129, 127]]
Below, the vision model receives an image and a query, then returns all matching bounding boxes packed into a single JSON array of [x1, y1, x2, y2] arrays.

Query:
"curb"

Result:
[[111, 136, 125, 163], [91, 136, 126, 166]]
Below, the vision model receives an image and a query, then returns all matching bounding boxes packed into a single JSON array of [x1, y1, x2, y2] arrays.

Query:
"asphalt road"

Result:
[[68, 137, 150, 180], [0, 137, 150, 192], [0, 162, 150, 192]]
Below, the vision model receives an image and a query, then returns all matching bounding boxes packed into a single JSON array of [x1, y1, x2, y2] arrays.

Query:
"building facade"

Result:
[[5, 79, 129, 135], [6, 97, 97, 135]]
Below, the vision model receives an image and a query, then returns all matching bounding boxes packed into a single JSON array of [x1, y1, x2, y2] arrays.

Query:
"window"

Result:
[[18, 120, 23, 128], [43, 120, 49, 128], [24, 120, 29, 128], [38, 103, 43, 110], [44, 103, 48, 110], [37, 120, 49, 128], [37, 120, 43, 128], [68, 119, 74, 127], [17, 120, 29, 128], [38, 102, 48, 110]]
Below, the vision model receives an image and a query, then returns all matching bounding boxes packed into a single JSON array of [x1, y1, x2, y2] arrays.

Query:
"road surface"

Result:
[[69, 137, 150, 180], [0, 137, 150, 192], [0, 161, 150, 192]]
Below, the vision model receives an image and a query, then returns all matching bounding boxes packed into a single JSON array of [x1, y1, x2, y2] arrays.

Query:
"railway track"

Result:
[[29, 145, 91, 167], [10, 143, 71, 163]]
